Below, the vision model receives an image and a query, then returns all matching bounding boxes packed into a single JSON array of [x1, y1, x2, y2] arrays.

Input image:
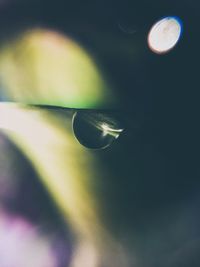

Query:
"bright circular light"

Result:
[[148, 16, 182, 54]]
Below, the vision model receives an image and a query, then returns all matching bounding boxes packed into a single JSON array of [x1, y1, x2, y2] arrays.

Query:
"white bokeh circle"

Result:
[[148, 16, 182, 54]]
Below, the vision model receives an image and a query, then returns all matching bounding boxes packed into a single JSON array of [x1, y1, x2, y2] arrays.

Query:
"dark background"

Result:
[[0, 0, 200, 266]]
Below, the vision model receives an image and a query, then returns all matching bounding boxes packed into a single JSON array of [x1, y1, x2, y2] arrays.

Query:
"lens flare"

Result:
[[148, 16, 182, 54]]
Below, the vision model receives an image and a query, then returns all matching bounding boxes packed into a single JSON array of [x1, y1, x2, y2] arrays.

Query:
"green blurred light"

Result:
[[0, 29, 115, 109]]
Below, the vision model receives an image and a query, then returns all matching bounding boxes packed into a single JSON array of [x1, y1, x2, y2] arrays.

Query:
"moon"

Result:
[[148, 16, 182, 54]]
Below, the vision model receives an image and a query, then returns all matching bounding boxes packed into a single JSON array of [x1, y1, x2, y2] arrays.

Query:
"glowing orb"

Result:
[[148, 16, 182, 54]]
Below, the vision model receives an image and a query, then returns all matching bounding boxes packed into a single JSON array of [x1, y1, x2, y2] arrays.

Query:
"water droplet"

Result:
[[72, 111, 124, 149]]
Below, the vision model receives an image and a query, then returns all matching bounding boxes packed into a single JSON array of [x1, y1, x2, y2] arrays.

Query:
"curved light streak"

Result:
[[0, 103, 128, 267]]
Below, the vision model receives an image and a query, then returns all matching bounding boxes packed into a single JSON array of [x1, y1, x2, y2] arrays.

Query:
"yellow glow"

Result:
[[0, 103, 128, 267], [0, 102, 99, 237], [0, 29, 114, 108]]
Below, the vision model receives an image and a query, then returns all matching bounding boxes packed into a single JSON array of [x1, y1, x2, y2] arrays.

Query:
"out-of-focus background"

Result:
[[0, 1, 200, 267]]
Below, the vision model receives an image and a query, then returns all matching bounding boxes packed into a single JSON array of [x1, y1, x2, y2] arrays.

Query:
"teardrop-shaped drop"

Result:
[[72, 111, 124, 149]]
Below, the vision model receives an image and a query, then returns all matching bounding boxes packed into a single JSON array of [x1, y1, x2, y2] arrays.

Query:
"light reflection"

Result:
[[72, 111, 124, 149]]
